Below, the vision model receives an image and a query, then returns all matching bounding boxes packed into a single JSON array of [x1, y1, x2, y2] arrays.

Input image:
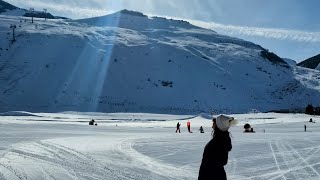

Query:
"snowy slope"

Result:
[[0, 0, 27, 16], [1, 8, 26, 16], [1, 112, 320, 179], [283, 58, 296, 66], [0, 0, 17, 13], [0, 10, 320, 114]]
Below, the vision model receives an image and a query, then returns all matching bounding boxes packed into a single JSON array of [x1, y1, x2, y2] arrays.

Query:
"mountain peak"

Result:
[[75, 9, 196, 31], [298, 54, 320, 69], [117, 9, 147, 17]]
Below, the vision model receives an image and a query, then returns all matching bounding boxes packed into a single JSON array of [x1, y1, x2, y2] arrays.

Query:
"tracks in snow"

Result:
[[4, 130, 320, 180], [230, 138, 320, 180], [0, 136, 187, 180], [116, 139, 195, 180], [0, 140, 152, 180]]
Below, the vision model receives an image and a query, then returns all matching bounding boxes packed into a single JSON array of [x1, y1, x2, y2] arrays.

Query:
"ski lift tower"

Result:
[[10, 24, 16, 42], [29, 8, 35, 23], [43, 9, 47, 21]]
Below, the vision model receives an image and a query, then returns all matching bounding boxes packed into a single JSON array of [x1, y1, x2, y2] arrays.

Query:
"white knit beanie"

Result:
[[216, 115, 237, 131]]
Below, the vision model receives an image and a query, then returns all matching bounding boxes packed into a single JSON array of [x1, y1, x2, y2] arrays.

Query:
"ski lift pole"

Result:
[[29, 8, 35, 23], [10, 24, 16, 42], [43, 9, 47, 21]]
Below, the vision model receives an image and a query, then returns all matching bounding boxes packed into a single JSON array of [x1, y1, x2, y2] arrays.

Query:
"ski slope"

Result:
[[1, 112, 320, 179]]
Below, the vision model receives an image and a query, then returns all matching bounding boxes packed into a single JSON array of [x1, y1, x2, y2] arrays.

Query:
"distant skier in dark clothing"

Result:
[[199, 126, 204, 133], [89, 119, 95, 125], [176, 122, 181, 133], [304, 124, 307, 132], [198, 115, 237, 180]]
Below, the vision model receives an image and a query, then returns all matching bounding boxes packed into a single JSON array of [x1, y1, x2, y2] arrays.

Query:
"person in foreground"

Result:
[[198, 115, 237, 180]]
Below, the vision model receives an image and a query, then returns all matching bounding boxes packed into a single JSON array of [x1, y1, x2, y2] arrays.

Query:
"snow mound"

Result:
[[199, 113, 213, 120], [0, 111, 41, 117], [282, 58, 297, 66]]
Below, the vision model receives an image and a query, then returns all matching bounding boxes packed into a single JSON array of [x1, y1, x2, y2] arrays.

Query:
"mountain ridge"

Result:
[[0, 0, 16, 13], [298, 54, 320, 70], [0, 0, 67, 19]]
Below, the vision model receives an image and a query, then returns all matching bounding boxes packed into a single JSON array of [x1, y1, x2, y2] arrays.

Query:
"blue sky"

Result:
[[6, 0, 320, 62]]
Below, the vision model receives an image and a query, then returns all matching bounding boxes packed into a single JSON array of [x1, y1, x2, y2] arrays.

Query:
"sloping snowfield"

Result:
[[1, 112, 320, 180], [1, 14, 320, 114]]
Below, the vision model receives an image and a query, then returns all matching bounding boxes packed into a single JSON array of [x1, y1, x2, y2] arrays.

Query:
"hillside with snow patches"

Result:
[[0, 0, 66, 19], [0, 10, 320, 114]]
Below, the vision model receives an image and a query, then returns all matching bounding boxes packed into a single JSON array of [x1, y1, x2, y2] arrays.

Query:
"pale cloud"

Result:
[[8, 0, 320, 44], [6, 0, 112, 18], [189, 20, 320, 43]]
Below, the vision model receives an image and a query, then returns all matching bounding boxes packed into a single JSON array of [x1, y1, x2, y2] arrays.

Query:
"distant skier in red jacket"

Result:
[[187, 120, 192, 133]]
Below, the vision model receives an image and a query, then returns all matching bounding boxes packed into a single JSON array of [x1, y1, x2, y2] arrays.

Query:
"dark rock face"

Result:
[[298, 54, 320, 69]]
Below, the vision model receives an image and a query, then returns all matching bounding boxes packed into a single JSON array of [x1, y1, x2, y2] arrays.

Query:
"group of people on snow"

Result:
[[89, 119, 97, 126], [175, 115, 237, 179], [304, 118, 317, 132], [175, 120, 199, 133], [175, 119, 232, 134], [198, 115, 316, 179]]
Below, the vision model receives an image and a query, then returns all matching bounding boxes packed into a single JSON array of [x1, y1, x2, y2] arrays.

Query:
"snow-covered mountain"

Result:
[[0, 0, 67, 19], [0, 0, 16, 13], [298, 54, 320, 70], [1, 10, 320, 114], [282, 58, 296, 66]]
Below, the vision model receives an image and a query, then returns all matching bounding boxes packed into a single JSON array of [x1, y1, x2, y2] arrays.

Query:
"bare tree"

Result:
[[10, 24, 16, 42], [29, 8, 35, 23]]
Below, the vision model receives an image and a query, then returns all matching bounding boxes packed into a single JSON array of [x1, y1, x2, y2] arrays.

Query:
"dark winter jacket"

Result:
[[89, 120, 94, 125], [198, 130, 232, 180]]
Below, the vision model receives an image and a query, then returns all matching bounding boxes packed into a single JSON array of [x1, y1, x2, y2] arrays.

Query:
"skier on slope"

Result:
[[199, 126, 204, 133], [187, 120, 192, 133], [198, 115, 237, 180], [176, 122, 181, 133]]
